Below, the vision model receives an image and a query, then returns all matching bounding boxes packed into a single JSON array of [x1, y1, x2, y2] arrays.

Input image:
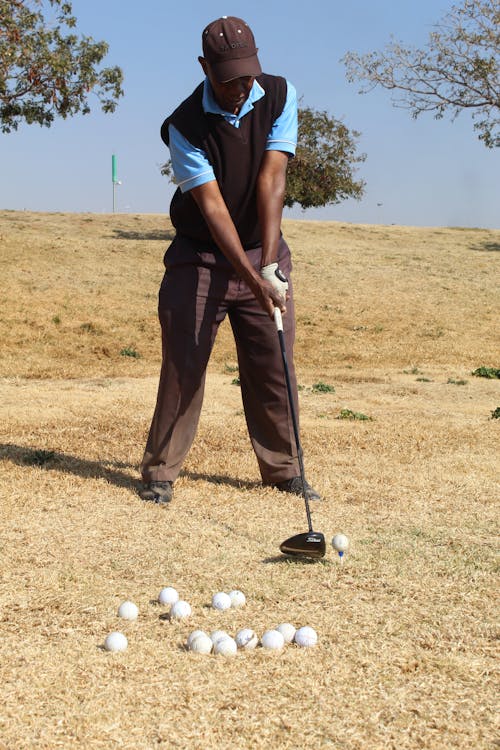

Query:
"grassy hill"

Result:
[[1, 210, 498, 379]]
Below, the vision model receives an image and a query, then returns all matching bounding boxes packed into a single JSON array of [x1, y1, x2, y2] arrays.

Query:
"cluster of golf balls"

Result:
[[187, 623, 317, 656], [103, 585, 319, 654]]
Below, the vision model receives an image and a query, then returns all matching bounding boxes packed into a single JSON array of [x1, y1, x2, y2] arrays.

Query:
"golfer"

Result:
[[140, 16, 320, 504]]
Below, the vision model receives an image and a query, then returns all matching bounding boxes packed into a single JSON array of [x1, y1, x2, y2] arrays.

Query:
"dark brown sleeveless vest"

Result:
[[161, 74, 287, 248]]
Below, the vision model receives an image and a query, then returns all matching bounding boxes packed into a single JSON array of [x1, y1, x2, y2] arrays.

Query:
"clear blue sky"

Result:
[[1, 0, 498, 228]]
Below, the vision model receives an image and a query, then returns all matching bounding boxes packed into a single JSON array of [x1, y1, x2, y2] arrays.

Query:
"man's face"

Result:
[[199, 58, 254, 115]]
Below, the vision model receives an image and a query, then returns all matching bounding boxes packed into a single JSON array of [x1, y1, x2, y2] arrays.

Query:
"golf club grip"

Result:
[[274, 306, 284, 332], [274, 309, 314, 533]]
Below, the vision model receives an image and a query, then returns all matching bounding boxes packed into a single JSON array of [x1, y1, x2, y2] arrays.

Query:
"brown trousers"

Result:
[[141, 234, 300, 485]]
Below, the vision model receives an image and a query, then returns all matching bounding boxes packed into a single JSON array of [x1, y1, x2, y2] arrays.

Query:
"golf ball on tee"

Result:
[[158, 586, 179, 606], [117, 600, 138, 621], [275, 623, 296, 643], [261, 629, 285, 650], [235, 628, 258, 650], [213, 636, 237, 656], [228, 590, 246, 608], [169, 600, 191, 619], [294, 626, 318, 648], [190, 634, 213, 654], [212, 592, 232, 611], [331, 534, 349, 553], [210, 629, 230, 645], [104, 631, 128, 652]]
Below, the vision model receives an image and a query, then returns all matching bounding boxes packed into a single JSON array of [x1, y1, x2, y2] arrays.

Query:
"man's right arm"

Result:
[[168, 124, 216, 193]]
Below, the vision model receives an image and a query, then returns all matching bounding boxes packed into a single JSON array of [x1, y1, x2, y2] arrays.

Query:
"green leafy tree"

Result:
[[160, 106, 366, 210], [284, 106, 365, 209], [0, 0, 124, 132], [343, 0, 500, 148]]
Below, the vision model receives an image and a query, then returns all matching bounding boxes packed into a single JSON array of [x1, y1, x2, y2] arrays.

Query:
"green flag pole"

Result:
[[112, 155, 118, 212]]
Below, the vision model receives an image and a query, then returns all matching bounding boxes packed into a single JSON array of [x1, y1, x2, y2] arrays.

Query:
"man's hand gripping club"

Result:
[[260, 262, 289, 306]]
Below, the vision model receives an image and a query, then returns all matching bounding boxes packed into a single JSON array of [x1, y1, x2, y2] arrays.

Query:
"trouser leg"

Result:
[[229, 241, 300, 483], [141, 262, 227, 483]]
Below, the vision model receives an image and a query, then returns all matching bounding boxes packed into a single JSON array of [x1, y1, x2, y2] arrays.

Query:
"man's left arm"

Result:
[[257, 150, 289, 268], [257, 80, 297, 292]]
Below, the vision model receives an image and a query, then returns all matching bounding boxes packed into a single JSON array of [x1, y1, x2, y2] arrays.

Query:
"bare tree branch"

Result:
[[343, 0, 500, 147]]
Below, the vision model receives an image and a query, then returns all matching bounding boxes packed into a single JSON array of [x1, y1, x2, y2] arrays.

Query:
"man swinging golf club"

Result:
[[140, 16, 321, 506]]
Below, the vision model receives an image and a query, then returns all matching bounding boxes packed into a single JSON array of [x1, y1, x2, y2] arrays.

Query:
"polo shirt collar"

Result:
[[202, 78, 265, 118]]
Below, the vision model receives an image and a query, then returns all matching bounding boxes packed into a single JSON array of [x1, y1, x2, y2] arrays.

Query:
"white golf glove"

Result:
[[260, 262, 288, 301]]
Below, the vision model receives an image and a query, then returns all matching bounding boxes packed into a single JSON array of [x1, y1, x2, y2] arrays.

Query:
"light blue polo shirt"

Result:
[[168, 78, 298, 193]]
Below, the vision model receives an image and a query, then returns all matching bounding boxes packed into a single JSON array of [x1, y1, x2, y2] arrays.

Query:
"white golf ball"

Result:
[[117, 601, 138, 621], [169, 600, 191, 619], [186, 630, 208, 649], [294, 626, 318, 647], [213, 636, 237, 656], [158, 586, 179, 606], [104, 631, 128, 652], [275, 622, 296, 643], [235, 628, 258, 650], [228, 590, 246, 608], [189, 634, 213, 654], [212, 592, 232, 611], [331, 534, 349, 553], [210, 629, 230, 645], [261, 629, 285, 650]]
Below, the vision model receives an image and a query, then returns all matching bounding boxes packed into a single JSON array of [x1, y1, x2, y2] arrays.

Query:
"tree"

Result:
[[284, 106, 365, 209], [0, 0, 123, 132], [343, 0, 500, 148], [160, 107, 366, 211]]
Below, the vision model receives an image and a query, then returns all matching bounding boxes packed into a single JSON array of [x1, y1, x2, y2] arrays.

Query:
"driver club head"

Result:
[[280, 531, 326, 559]]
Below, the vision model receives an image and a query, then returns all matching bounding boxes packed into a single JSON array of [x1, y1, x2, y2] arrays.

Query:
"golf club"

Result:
[[274, 308, 326, 559]]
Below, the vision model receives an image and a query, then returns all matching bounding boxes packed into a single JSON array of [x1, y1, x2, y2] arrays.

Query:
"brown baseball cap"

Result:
[[202, 16, 262, 82]]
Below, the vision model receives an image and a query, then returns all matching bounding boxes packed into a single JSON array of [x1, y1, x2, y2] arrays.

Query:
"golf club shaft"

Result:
[[274, 308, 313, 533]]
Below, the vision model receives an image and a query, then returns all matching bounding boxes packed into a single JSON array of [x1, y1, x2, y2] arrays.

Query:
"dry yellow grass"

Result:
[[0, 211, 499, 749]]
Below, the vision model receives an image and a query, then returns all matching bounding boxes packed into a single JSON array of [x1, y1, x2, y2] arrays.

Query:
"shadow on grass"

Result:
[[180, 471, 260, 491], [472, 241, 500, 252], [0, 443, 137, 491], [0, 444, 260, 494], [262, 554, 331, 566], [111, 229, 175, 241]]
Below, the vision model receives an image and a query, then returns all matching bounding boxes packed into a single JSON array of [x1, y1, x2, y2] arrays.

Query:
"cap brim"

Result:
[[211, 53, 262, 83]]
